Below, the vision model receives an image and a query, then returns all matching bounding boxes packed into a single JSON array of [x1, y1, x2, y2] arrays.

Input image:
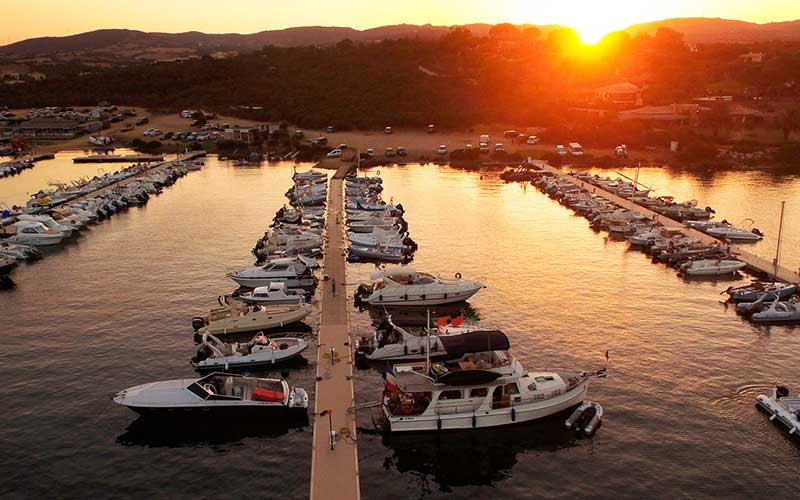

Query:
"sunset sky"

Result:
[[3, 0, 800, 45]]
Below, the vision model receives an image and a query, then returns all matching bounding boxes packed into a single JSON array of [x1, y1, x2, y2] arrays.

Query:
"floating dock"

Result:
[[310, 164, 360, 500], [536, 161, 800, 284], [73, 154, 164, 164]]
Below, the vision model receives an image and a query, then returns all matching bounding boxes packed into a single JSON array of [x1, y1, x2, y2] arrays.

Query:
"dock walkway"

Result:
[[536, 161, 799, 284], [310, 164, 360, 500]]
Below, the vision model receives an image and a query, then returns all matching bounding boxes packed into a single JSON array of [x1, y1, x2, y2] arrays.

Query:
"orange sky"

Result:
[[3, 0, 800, 45]]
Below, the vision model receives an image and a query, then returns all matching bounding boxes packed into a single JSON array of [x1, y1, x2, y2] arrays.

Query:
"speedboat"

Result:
[[192, 296, 312, 335], [680, 259, 746, 276], [238, 282, 306, 305], [0, 241, 42, 261], [725, 282, 797, 302], [17, 214, 77, 238], [705, 226, 763, 242], [348, 244, 410, 263], [756, 386, 800, 437], [113, 372, 309, 417], [355, 267, 485, 306], [380, 363, 599, 432], [192, 332, 308, 371], [750, 299, 800, 324], [228, 256, 318, 289], [356, 317, 508, 363], [9, 221, 66, 246]]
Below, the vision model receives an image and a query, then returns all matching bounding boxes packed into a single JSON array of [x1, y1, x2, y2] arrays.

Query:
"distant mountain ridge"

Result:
[[2, 17, 800, 60]]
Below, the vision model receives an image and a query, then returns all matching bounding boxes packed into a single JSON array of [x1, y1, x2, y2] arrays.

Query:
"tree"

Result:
[[489, 23, 521, 41], [521, 27, 541, 45], [705, 101, 730, 138]]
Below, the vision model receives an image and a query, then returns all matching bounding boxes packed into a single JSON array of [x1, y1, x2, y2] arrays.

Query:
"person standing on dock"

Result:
[[332, 277, 336, 296]]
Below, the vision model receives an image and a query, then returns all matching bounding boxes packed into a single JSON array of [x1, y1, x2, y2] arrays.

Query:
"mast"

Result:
[[773, 200, 785, 281], [425, 308, 431, 373]]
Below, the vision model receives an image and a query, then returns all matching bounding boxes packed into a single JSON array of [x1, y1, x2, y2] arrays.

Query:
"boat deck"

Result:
[[536, 161, 800, 284], [310, 164, 360, 500]]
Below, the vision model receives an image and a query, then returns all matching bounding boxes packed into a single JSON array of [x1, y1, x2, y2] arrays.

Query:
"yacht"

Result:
[[113, 372, 309, 417], [192, 297, 312, 335], [228, 256, 318, 289], [17, 214, 76, 238], [355, 267, 485, 306], [238, 282, 306, 305], [9, 221, 66, 246], [192, 332, 309, 371], [381, 363, 598, 432]]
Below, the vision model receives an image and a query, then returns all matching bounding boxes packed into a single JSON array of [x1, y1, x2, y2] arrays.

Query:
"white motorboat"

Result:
[[348, 244, 410, 262], [0, 241, 42, 261], [356, 318, 508, 363], [355, 267, 485, 306], [192, 297, 312, 335], [680, 259, 746, 276], [17, 214, 76, 237], [750, 299, 800, 324], [348, 217, 400, 234], [756, 386, 800, 437], [228, 256, 318, 289], [348, 231, 409, 250], [238, 282, 306, 305], [725, 282, 797, 302], [113, 372, 309, 417], [9, 221, 66, 246], [705, 226, 763, 242], [192, 332, 308, 371], [381, 364, 598, 432]]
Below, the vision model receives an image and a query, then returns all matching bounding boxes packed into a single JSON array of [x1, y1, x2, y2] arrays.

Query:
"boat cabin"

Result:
[[187, 373, 286, 402]]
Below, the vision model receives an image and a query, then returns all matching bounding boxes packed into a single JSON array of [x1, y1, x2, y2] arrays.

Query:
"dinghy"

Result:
[[680, 259, 746, 276], [192, 332, 308, 371], [756, 386, 800, 438], [565, 401, 603, 435], [750, 299, 800, 324]]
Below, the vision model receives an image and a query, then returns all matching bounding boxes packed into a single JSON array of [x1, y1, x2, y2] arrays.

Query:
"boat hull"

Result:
[[231, 276, 316, 289], [365, 287, 481, 306]]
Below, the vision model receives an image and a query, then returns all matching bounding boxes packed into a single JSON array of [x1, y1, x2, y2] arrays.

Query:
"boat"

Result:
[[0, 255, 16, 274], [725, 282, 797, 302], [705, 226, 763, 242], [756, 386, 800, 437], [238, 282, 306, 305], [9, 221, 66, 246], [380, 364, 598, 432], [356, 317, 509, 363], [750, 299, 800, 324], [192, 296, 312, 335], [192, 332, 309, 371], [228, 256, 318, 289], [565, 401, 603, 435], [355, 267, 485, 307], [0, 241, 42, 261], [680, 259, 746, 276], [17, 214, 77, 237], [348, 244, 410, 263], [113, 372, 309, 418]]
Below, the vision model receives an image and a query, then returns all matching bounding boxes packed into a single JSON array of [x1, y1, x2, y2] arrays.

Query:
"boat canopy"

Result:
[[439, 330, 510, 355], [371, 267, 416, 282]]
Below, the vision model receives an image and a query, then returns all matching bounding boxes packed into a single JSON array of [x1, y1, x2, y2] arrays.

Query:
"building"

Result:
[[593, 82, 644, 106], [224, 127, 260, 144], [739, 52, 765, 64], [617, 104, 701, 127], [14, 118, 82, 139]]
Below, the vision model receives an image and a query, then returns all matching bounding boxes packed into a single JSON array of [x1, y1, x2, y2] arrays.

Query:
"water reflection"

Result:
[[117, 414, 309, 448], [379, 413, 586, 492]]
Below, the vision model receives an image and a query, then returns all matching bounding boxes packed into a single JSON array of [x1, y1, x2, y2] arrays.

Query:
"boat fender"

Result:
[[437, 418, 442, 431], [791, 427, 797, 435], [511, 408, 516, 422], [455, 272, 462, 279], [444, 293, 448, 299], [472, 415, 477, 428], [403, 294, 408, 301], [404, 344, 408, 356], [421, 294, 425, 300]]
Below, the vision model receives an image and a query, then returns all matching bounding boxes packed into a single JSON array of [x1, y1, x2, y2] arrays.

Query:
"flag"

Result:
[[319, 409, 333, 416], [604, 350, 610, 360], [385, 376, 398, 392]]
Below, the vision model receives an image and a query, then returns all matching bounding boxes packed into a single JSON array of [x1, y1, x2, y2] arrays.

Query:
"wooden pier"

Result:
[[310, 164, 360, 500], [73, 154, 164, 164], [536, 161, 800, 284]]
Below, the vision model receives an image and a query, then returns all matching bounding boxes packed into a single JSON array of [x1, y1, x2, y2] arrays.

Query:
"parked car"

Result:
[[427, 124, 435, 133], [465, 144, 474, 151], [556, 145, 568, 156], [311, 137, 328, 146], [615, 144, 628, 157], [397, 147, 407, 157], [568, 142, 584, 156], [479, 143, 490, 154], [503, 130, 520, 139], [480, 134, 490, 144], [366, 148, 375, 157], [337, 144, 348, 150], [385, 147, 395, 157], [494, 143, 505, 152], [326, 125, 336, 133], [384, 126, 393, 134], [327, 149, 342, 158], [526, 135, 540, 145], [436, 145, 447, 155], [135, 117, 149, 126], [162, 131, 174, 140]]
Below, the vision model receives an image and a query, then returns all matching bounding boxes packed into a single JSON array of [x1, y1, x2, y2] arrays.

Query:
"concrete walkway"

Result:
[[310, 164, 360, 500]]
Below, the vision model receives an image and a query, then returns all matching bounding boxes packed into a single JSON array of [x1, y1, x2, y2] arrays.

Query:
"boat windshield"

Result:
[[188, 374, 284, 401]]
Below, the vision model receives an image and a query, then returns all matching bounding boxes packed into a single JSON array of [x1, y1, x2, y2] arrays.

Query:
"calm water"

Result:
[[2, 155, 800, 499]]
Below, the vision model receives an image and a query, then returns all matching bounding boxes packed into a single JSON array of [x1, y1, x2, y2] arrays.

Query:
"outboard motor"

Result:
[[192, 344, 211, 364], [777, 386, 790, 398], [191, 316, 206, 332], [752, 228, 764, 237], [705, 206, 715, 213]]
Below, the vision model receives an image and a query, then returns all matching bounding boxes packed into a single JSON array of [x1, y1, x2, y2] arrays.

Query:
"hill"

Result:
[[625, 17, 800, 44]]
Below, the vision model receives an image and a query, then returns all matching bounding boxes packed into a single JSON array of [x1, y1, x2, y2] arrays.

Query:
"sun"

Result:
[[573, 23, 612, 45]]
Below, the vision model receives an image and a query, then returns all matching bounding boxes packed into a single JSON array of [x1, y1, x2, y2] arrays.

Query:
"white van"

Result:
[[568, 143, 584, 156]]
